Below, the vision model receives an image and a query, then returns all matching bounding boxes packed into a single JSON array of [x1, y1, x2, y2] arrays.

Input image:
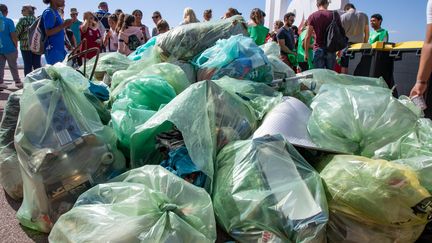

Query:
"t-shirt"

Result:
[[80, 26, 101, 59], [369, 28, 389, 44], [428, 0, 432, 24], [70, 20, 82, 44], [0, 17, 17, 54], [297, 28, 314, 67], [308, 10, 342, 50], [277, 26, 295, 55], [43, 8, 65, 54], [152, 27, 158, 37], [248, 25, 269, 46], [341, 9, 368, 43], [104, 28, 118, 52], [94, 10, 110, 29]]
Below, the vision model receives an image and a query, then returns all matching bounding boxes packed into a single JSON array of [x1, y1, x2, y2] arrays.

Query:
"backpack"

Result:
[[28, 9, 56, 55], [127, 34, 141, 51], [325, 11, 348, 52]]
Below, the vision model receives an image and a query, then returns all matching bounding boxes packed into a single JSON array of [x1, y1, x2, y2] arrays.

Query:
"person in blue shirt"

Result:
[[0, 4, 22, 90], [42, 0, 72, 65]]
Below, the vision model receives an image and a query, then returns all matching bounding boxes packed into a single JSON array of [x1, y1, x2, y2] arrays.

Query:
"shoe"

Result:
[[0, 83, 8, 90], [15, 82, 23, 89]]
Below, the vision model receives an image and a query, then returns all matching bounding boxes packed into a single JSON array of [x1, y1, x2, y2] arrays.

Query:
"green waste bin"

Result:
[[347, 42, 395, 94], [390, 41, 432, 118]]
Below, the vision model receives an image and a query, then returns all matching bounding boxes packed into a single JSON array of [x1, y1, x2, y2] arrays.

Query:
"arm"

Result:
[[363, 24, 370, 43], [304, 25, 314, 61], [410, 24, 432, 97], [15, 19, 24, 40], [45, 11, 72, 37], [11, 32, 18, 48]]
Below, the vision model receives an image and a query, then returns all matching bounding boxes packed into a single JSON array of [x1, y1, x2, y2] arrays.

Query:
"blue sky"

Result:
[[1, 0, 428, 42]]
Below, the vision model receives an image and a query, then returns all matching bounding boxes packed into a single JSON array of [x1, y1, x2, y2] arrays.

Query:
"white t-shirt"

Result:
[[428, 0, 432, 24], [104, 29, 118, 52]]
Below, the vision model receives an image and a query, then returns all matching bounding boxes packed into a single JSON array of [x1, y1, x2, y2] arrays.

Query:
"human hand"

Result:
[[63, 19, 73, 28], [410, 82, 428, 97], [304, 53, 308, 61]]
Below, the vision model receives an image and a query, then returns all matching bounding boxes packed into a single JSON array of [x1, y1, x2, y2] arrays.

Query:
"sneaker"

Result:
[[15, 82, 23, 89], [0, 83, 8, 90]]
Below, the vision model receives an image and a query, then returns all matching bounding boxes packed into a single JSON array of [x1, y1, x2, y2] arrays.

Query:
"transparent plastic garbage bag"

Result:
[[49, 165, 217, 243], [213, 135, 328, 243]]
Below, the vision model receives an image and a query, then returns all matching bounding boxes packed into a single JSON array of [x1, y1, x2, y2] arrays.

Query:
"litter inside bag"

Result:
[[0, 90, 22, 200], [307, 84, 418, 157], [81, 52, 132, 79], [260, 42, 295, 79], [130, 80, 266, 191], [128, 36, 157, 61], [49, 165, 217, 243], [213, 135, 328, 243], [320, 155, 432, 242], [15, 64, 126, 233], [156, 15, 248, 61], [194, 35, 273, 83]]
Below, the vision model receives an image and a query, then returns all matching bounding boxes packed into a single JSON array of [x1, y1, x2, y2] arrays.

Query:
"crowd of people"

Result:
[[0, 0, 430, 101]]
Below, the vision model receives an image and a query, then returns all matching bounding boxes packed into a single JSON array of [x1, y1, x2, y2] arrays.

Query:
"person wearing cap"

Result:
[[16, 4, 41, 76], [151, 11, 162, 37], [203, 9, 212, 22], [69, 8, 82, 45], [0, 4, 21, 89], [248, 8, 269, 46], [368, 14, 389, 44], [95, 1, 110, 30]]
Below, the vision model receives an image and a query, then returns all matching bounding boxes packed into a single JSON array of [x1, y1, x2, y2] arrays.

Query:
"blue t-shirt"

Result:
[[43, 8, 66, 64], [0, 17, 17, 54]]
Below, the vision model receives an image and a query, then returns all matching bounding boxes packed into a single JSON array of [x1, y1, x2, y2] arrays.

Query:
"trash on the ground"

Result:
[[0, 90, 23, 200], [308, 84, 418, 156], [156, 15, 248, 61], [15, 64, 126, 233], [320, 155, 432, 242], [213, 135, 328, 242], [82, 52, 132, 80], [49, 165, 217, 243], [260, 42, 296, 79], [194, 35, 273, 83]]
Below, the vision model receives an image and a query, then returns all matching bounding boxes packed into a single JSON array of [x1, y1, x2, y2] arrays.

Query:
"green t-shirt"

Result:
[[297, 29, 314, 69], [369, 28, 389, 44], [248, 25, 269, 46]]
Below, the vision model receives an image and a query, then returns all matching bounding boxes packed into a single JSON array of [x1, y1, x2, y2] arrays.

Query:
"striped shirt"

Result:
[[16, 15, 36, 51]]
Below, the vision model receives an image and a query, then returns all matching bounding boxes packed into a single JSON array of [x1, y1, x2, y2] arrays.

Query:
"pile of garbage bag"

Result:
[[0, 91, 22, 200], [213, 135, 328, 242], [194, 35, 273, 83], [81, 52, 132, 79], [15, 64, 126, 232], [260, 42, 296, 79], [49, 165, 217, 243], [128, 36, 157, 61], [320, 155, 432, 242], [308, 83, 418, 156], [156, 15, 248, 61]]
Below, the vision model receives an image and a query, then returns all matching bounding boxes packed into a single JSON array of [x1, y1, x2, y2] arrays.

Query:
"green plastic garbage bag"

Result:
[[213, 76, 283, 119], [308, 84, 418, 157], [49, 165, 217, 243], [156, 15, 248, 61], [213, 135, 328, 243], [128, 36, 157, 61], [260, 42, 296, 79], [127, 45, 162, 71], [111, 63, 190, 99], [393, 156, 432, 194], [111, 75, 177, 151], [194, 35, 273, 83], [0, 90, 22, 200], [374, 118, 432, 160], [81, 52, 132, 79], [15, 64, 126, 233], [320, 155, 432, 242], [130, 81, 263, 191]]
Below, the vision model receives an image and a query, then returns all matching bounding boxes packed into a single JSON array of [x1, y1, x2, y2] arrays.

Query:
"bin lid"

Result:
[[393, 41, 424, 50], [348, 42, 393, 51]]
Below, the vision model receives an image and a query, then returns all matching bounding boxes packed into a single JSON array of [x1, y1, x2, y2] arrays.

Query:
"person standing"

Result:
[[69, 8, 82, 46], [410, 0, 432, 106], [132, 10, 151, 43], [267, 20, 283, 43], [277, 12, 297, 69], [80, 12, 102, 60], [103, 14, 118, 52], [42, 0, 72, 65], [118, 14, 145, 55], [248, 8, 269, 46], [94, 1, 110, 30], [340, 3, 369, 73], [16, 5, 41, 76], [297, 20, 314, 71], [156, 19, 170, 34], [151, 11, 162, 37], [203, 9, 212, 22], [305, 0, 344, 70], [180, 8, 199, 25], [369, 14, 389, 44], [0, 4, 21, 89]]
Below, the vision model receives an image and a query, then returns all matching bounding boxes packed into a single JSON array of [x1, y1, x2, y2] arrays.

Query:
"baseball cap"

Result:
[[70, 8, 78, 14]]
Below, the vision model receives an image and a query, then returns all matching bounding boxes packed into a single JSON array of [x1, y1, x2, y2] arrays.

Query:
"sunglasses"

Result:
[[152, 15, 160, 19]]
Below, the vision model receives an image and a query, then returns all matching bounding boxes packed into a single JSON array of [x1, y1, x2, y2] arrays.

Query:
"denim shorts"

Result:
[[313, 48, 336, 70]]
